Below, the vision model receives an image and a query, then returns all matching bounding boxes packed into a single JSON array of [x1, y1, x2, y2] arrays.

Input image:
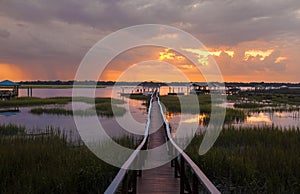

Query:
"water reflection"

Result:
[[181, 114, 207, 124], [167, 110, 300, 133], [0, 87, 148, 139], [166, 112, 207, 136], [246, 113, 272, 124], [232, 111, 300, 128]]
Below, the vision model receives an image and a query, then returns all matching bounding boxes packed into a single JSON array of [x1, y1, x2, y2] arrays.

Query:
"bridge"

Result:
[[105, 92, 220, 194]]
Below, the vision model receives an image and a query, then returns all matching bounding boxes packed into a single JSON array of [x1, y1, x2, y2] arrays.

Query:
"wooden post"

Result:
[[122, 172, 128, 194], [180, 155, 185, 194], [192, 173, 198, 194], [132, 170, 137, 194], [174, 157, 179, 178]]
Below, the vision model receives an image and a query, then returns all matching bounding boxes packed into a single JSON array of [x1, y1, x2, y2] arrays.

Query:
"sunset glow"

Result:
[[244, 49, 274, 61], [181, 48, 210, 66], [159, 48, 176, 60], [275, 56, 287, 63], [0, 1, 299, 82], [247, 113, 272, 123], [224, 50, 235, 57], [0, 64, 25, 81], [0, 1, 300, 193]]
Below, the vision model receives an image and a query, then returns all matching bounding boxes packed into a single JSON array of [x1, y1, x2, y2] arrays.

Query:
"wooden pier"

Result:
[[137, 96, 180, 193], [0, 80, 20, 100], [105, 92, 220, 194]]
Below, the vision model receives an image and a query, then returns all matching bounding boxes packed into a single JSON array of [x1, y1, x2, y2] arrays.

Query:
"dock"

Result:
[[105, 92, 220, 194]]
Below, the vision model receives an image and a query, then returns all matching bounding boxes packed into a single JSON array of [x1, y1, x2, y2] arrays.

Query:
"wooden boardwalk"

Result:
[[137, 97, 180, 193], [105, 93, 220, 194]]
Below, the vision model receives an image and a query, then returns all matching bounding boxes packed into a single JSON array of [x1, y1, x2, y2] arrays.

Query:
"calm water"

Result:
[[233, 111, 300, 128], [0, 87, 148, 139], [167, 101, 300, 133], [1, 87, 299, 139]]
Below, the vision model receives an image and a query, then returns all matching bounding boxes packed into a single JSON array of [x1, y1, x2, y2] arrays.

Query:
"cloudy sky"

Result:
[[0, 0, 299, 82]]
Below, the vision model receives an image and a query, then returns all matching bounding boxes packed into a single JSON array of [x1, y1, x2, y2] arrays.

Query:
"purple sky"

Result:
[[0, 0, 299, 82]]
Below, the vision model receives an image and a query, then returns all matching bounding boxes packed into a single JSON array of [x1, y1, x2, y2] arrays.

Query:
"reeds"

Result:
[[231, 92, 300, 106], [0, 97, 125, 108], [186, 125, 300, 193], [234, 103, 270, 109], [0, 123, 25, 135], [0, 97, 70, 108], [30, 102, 126, 117], [0, 124, 135, 193]]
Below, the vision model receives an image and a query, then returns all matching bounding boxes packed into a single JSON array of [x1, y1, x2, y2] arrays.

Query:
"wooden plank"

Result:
[[137, 100, 180, 193]]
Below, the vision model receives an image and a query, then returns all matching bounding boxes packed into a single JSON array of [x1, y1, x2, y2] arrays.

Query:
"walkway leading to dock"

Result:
[[137, 96, 180, 193], [105, 92, 220, 194]]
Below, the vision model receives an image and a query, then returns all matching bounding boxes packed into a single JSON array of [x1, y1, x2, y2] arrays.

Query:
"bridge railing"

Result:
[[156, 93, 221, 194], [105, 92, 155, 194]]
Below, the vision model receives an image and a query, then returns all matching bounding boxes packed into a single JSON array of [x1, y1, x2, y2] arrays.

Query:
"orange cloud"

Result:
[[159, 48, 176, 60], [224, 50, 234, 57], [99, 43, 291, 82], [244, 49, 274, 61], [208, 50, 222, 57], [275, 56, 287, 63], [181, 48, 210, 65]]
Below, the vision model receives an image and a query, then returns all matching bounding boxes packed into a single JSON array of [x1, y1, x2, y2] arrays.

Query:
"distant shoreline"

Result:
[[19, 85, 106, 89], [16, 80, 300, 88]]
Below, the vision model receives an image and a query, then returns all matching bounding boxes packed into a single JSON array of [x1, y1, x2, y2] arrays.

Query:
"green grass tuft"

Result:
[[186, 126, 300, 193]]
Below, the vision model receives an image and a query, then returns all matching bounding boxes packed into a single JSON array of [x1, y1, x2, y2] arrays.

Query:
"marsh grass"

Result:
[[94, 102, 126, 116], [0, 97, 124, 108], [129, 94, 245, 123], [233, 101, 300, 114], [248, 106, 300, 113], [30, 101, 126, 117], [127, 95, 149, 101], [0, 96, 126, 116], [0, 97, 70, 108], [186, 126, 300, 193], [30, 108, 73, 116], [0, 123, 25, 135], [159, 95, 245, 123], [234, 102, 272, 109], [229, 92, 300, 106], [0, 124, 135, 194]]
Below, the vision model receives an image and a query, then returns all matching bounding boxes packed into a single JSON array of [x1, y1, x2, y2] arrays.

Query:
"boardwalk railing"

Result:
[[156, 93, 221, 194], [105, 93, 155, 194]]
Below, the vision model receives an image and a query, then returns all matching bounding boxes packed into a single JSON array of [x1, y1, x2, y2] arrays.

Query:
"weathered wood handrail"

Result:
[[156, 93, 221, 194], [105, 92, 155, 194]]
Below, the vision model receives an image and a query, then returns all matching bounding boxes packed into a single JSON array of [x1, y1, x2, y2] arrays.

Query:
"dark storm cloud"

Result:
[[0, 28, 10, 38], [1, 0, 299, 44]]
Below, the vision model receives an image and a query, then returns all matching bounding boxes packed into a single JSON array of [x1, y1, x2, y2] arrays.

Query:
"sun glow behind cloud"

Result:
[[244, 49, 274, 61], [181, 48, 235, 66], [159, 48, 176, 60], [0, 0, 299, 82], [0, 64, 25, 81], [275, 56, 287, 63], [180, 48, 210, 66], [115, 61, 190, 82], [224, 50, 234, 57]]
